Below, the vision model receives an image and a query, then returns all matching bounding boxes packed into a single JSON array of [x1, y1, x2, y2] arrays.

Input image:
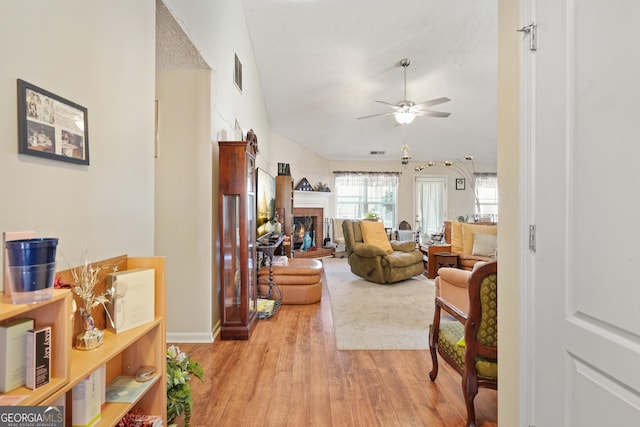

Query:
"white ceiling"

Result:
[[241, 0, 498, 164]]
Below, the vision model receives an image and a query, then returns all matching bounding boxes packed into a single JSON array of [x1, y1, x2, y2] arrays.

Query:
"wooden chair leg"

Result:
[[429, 306, 441, 381], [462, 369, 479, 427]]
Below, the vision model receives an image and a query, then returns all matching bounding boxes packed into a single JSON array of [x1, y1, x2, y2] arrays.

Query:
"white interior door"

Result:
[[528, 0, 640, 425]]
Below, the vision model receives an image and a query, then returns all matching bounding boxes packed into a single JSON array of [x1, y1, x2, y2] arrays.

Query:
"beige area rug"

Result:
[[322, 257, 435, 350]]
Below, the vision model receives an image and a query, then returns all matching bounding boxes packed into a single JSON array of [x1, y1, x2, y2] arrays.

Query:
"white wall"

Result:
[[163, 0, 271, 160], [269, 131, 331, 187], [155, 69, 214, 342], [0, 1, 156, 281], [497, 0, 521, 424], [162, 0, 272, 340]]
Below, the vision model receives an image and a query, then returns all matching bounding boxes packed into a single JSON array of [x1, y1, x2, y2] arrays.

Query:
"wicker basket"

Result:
[[257, 279, 282, 320]]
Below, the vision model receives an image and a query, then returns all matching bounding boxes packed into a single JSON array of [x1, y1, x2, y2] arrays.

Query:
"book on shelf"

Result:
[[0, 317, 34, 392], [93, 364, 106, 409], [72, 368, 102, 427], [105, 268, 155, 333], [105, 376, 156, 403], [25, 325, 51, 390]]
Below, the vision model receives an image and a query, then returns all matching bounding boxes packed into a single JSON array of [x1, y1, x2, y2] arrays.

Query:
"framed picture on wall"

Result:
[[17, 79, 89, 165], [455, 178, 466, 190]]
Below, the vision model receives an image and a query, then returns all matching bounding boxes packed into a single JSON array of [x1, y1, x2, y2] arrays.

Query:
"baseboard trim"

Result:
[[167, 331, 214, 343]]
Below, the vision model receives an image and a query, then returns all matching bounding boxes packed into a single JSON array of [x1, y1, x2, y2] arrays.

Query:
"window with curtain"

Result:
[[415, 177, 447, 239], [334, 172, 399, 228], [474, 173, 498, 221]]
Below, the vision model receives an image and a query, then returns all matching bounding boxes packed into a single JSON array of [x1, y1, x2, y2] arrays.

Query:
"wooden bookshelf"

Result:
[[0, 289, 71, 406], [0, 255, 166, 426]]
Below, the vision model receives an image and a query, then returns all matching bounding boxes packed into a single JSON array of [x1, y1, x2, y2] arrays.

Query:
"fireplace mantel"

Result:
[[293, 190, 332, 209]]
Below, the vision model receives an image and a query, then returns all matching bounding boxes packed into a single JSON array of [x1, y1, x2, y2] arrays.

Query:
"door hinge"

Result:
[[517, 22, 537, 51], [529, 225, 536, 252]]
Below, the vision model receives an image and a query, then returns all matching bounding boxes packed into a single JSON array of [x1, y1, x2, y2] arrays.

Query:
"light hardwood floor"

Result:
[[177, 278, 497, 427]]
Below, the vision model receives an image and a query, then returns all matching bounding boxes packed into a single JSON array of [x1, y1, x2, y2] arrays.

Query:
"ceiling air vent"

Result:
[[370, 150, 386, 156]]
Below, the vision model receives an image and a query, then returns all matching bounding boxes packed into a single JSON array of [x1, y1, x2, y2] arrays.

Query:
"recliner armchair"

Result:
[[342, 219, 424, 284]]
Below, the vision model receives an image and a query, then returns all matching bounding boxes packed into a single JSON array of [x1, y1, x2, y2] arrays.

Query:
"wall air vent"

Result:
[[370, 150, 386, 155]]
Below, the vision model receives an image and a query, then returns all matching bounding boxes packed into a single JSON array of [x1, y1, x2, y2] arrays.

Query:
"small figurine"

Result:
[[246, 128, 258, 152]]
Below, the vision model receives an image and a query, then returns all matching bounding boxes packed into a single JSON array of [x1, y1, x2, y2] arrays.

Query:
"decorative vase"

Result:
[[302, 231, 312, 250]]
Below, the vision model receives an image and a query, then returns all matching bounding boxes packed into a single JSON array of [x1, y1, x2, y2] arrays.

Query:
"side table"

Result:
[[256, 233, 285, 318], [434, 252, 459, 273], [419, 243, 452, 279]]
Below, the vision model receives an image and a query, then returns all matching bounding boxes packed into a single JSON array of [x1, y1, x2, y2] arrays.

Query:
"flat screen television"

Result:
[[256, 168, 276, 239]]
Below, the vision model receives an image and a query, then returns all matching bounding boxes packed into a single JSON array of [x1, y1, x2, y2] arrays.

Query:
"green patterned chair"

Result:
[[428, 261, 497, 427]]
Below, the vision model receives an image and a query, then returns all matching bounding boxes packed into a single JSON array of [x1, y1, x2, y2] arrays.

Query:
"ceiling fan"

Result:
[[357, 58, 451, 124]]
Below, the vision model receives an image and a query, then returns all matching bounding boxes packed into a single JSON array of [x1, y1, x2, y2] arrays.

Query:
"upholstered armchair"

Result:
[[434, 266, 472, 314], [429, 261, 498, 427], [341, 219, 424, 284]]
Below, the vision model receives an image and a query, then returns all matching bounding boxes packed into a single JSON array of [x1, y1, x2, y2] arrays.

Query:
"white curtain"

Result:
[[474, 173, 498, 221], [334, 172, 399, 227], [415, 177, 446, 237]]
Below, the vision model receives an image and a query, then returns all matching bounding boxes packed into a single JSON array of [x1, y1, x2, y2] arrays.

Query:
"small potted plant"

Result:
[[363, 211, 382, 221], [166, 345, 204, 427]]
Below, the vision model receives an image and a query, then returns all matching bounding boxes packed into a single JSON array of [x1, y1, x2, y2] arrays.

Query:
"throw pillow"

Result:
[[451, 221, 464, 253], [472, 232, 497, 257], [462, 223, 497, 255], [360, 221, 393, 254]]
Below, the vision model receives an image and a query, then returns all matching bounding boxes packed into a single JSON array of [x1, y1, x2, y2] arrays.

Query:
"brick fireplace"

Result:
[[292, 208, 323, 250], [291, 191, 334, 258]]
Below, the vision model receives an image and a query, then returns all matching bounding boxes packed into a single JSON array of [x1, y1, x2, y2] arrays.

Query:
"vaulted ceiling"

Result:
[[241, 0, 498, 164]]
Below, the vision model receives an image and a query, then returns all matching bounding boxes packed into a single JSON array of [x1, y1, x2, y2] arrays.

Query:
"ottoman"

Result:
[[258, 258, 323, 304]]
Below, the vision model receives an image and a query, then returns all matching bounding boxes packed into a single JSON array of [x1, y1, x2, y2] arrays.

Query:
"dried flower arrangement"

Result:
[[70, 254, 120, 350]]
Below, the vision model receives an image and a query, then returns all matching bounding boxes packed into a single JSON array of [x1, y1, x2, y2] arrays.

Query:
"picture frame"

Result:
[[455, 178, 466, 190], [17, 79, 89, 165]]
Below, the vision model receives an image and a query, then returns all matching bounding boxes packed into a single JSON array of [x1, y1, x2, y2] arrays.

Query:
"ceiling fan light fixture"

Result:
[[401, 143, 411, 166], [395, 111, 416, 124]]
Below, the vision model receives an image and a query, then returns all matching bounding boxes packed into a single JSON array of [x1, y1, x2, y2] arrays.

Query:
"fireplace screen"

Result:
[[293, 215, 316, 250]]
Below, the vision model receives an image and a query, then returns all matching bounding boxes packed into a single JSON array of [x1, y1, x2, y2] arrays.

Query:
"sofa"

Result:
[[443, 220, 497, 271], [342, 219, 424, 284]]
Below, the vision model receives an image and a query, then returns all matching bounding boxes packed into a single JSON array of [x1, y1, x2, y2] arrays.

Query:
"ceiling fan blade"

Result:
[[356, 111, 397, 120], [374, 100, 400, 108], [415, 110, 451, 118], [413, 97, 451, 107]]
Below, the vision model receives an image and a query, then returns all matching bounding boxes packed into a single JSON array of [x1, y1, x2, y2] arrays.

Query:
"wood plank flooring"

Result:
[[176, 280, 497, 427]]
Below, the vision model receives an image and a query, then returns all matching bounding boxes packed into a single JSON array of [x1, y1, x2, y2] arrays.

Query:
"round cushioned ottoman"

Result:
[[258, 258, 323, 304]]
